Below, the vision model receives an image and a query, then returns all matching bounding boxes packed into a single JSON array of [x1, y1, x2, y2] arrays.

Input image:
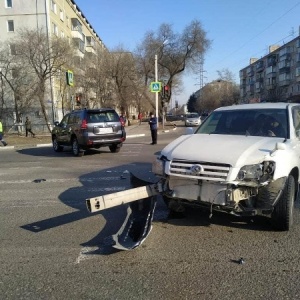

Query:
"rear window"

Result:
[[186, 113, 199, 118], [87, 111, 119, 123]]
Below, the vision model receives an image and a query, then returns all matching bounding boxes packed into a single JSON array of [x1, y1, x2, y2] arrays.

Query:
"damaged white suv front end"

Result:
[[153, 103, 300, 231]]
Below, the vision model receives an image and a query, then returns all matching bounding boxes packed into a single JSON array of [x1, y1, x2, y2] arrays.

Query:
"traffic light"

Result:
[[162, 85, 170, 98]]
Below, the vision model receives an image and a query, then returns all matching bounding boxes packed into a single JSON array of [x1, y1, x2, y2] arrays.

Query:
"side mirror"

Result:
[[184, 127, 194, 135]]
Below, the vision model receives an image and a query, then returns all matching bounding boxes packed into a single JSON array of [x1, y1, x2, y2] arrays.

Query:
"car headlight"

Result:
[[236, 161, 275, 182], [152, 155, 167, 176]]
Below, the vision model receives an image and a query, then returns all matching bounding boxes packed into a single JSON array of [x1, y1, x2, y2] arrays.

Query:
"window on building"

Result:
[[6, 0, 12, 8], [7, 20, 14, 32], [50, 0, 57, 14], [52, 23, 58, 36], [61, 31, 64, 38], [9, 43, 16, 55], [60, 9, 64, 21], [11, 68, 19, 78]]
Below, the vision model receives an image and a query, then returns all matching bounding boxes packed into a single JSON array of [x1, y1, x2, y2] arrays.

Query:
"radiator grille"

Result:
[[169, 160, 230, 182]]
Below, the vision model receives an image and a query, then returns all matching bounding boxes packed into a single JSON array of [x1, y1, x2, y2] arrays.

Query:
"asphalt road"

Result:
[[1, 128, 300, 300]]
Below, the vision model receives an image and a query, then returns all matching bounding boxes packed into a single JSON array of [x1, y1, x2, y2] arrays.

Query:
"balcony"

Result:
[[279, 67, 290, 74], [255, 61, 264, 72], [71, 30, 84, 40], [266, 83, 276, 90], [278, 79, 290, 87], [267, 55, 277, 67], [85, 47, 96, 55]]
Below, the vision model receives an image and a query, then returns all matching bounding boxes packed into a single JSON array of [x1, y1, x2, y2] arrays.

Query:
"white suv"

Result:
[[153, 102, 300, 231]]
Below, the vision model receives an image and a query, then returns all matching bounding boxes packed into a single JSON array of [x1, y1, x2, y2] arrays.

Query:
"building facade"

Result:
[[240, 30, 300, 104], [0, 0, 107, 125]]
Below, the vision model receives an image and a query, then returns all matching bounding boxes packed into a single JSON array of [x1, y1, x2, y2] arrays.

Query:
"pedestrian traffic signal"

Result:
[[66, 70, 74, 86], [162, 85, 170, 98]]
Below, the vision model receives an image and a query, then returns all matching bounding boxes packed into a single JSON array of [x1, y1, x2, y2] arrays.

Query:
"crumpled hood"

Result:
[[161, 134, 284, 167]]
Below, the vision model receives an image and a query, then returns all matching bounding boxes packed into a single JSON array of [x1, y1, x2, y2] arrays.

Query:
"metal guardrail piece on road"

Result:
[[86, 172, 161, 250]]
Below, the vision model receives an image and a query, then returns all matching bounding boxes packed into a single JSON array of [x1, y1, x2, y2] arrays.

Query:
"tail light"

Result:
[[81, 119, 88, 129]]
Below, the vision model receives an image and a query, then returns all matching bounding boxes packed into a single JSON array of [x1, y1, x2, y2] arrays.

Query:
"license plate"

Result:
[[99, 127, 113, 134]]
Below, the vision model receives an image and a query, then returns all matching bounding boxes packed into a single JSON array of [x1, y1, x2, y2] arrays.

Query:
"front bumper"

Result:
[[162, 176, 287, 216]]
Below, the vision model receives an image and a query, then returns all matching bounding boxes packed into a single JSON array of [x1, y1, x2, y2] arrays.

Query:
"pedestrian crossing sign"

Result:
[[66, 70, 74, 86], [150, 81, 161, 92]]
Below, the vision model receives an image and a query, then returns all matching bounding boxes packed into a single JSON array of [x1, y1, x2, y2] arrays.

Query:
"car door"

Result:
[[57, 114, 70, 144]]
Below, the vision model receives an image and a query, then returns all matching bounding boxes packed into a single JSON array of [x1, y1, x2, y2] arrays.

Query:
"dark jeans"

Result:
[[26, 128, 35, 137], [150, 129, 157, 144]]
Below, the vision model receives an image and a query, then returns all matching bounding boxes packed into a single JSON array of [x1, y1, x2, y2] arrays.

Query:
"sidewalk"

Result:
[[0, 122, 179, 150]]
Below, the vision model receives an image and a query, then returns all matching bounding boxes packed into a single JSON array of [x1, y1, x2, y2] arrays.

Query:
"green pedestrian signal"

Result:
[[66, 70, 74, 86]]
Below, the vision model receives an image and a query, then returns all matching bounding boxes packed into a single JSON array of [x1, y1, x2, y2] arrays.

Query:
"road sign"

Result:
[[66, 70, 74, 86], [150, 81, 161, 92]]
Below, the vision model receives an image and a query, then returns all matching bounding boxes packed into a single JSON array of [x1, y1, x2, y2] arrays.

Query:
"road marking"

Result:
[[75, 246, 98, 264], [0, 176, 123, 184]]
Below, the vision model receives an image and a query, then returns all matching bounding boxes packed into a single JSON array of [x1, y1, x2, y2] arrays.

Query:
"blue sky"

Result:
[[75, 0, 300, 105]]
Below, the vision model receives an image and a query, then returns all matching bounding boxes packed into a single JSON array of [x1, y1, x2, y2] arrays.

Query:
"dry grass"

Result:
[[4, 135, 52, 146]]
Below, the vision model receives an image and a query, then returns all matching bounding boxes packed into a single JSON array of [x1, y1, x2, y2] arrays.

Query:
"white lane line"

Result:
[[0, 176, 123, 184], [75, 246, 98, 264]]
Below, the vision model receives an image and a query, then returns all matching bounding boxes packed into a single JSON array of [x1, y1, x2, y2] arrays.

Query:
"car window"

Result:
[[88, 111, 119, 123], [195, 108, 288, 138], [292, 106, 300, 135], [186, 113, 199, 118], [60, 114, 69, 126], [68, 112, 81, 124]]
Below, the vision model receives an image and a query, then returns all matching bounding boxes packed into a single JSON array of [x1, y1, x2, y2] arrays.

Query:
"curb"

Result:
[[0, 133, 146, 150], [0, 127, 177, 150]]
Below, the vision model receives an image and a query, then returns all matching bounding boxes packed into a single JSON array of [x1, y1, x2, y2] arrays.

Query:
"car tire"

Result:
[[271, 175, 295, 231], [72, 137, 82, 157], [52, 136, 63, 152], [109, 144, 121, 153]]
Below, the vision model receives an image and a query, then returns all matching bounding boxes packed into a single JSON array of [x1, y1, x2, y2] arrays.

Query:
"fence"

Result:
[[5, 123, 53, 135]]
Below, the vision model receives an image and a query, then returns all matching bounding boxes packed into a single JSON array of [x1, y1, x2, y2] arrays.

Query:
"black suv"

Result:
[[51, 109, 126, 156]]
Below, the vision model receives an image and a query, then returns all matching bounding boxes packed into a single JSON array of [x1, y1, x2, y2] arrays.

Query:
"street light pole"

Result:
[[154, 40, 168, 127], [155, 54, 158, 123]]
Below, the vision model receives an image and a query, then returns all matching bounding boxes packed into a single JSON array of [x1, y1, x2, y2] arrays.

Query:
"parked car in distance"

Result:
[[51, 108, 126, 156], [185, 112, 201, 126]]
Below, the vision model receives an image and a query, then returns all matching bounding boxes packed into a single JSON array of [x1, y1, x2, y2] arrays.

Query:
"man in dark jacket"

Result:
[[25, 117, 35, 137], [148, 113, 157, 145]]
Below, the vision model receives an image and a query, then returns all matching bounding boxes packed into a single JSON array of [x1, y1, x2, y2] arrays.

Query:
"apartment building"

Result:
[[0, 0, 106, 124], [240, 30, 300, 104]]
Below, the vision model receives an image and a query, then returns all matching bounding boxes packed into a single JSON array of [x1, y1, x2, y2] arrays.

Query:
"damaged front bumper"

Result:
[[161, 176, 287, 217]]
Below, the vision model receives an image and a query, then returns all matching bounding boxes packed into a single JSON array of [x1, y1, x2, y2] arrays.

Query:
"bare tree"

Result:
[[13, 28, 75, 132], [135, 20, 211, 109], [0, 44, 37, 124]]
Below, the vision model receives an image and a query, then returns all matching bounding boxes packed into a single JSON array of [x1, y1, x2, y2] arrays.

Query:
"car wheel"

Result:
[[271, 175, 295, 231], [52, 136, 63, 152], [109, 144, 121, 153], [72, 138, 82, 156]]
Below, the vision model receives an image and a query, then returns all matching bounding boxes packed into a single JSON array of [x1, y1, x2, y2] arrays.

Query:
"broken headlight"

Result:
[[236, 161, 275, 182], [152, 155, 168, 176]]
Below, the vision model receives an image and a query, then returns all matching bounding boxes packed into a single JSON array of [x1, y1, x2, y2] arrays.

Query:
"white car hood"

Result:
[[161, 134, 284, 167]]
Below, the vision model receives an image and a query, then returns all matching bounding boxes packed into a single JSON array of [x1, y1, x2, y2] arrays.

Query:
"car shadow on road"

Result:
[[162, 205, 276, 231], [16, 146, 118, 157], [20, 162, 161, 254]]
